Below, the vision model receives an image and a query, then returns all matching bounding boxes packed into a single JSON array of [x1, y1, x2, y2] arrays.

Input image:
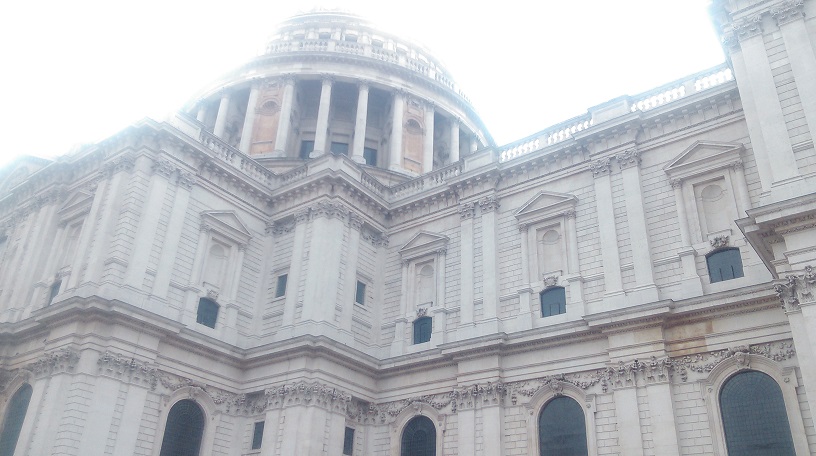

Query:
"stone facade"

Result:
[[1, 3, 816, 455]]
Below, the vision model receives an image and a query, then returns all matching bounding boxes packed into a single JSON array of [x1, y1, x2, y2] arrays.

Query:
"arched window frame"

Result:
[[389, 403, 443, 456], [152, 386, 217, 456], [0, 372, 35, 456], [702, 354, 809, 456], [524, 381, 596, 456]]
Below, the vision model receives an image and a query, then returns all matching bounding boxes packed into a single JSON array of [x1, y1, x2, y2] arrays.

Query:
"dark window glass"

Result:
[[540, 287, 566, 317], [355, 281, 366, 305], [331, 142, 349, 155], [363, 147, 378, 166], [299, 140, 315, 159], [159, 399, 205, 456], [196, 298, 219, 328], [47, 280, 62, 305], [251, 421, 264, 450], [720, 371, 795, 456], [400, 416, 435, 456], [538, 396, 588, 456], [0, 384, 33, 456], [413, 317, 432, 344], [343, 426, 355, 455], [275, 274, 288, 298], [706, 248, 744, 283]]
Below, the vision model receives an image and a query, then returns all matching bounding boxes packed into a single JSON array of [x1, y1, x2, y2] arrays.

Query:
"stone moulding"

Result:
[[774, 265, 815, 311]]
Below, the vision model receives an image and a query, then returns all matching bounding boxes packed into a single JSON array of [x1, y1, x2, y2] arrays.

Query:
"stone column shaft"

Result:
[[459, 207, 475, 324], [481, 199, 499, 320], [311, 78, 333, 157], [619, 156, 658, 303], [125, 170, 171, 287], [613, 387, 646, 456], [274, 77, 295, 156], [592, 167, 624, 306], [389, 91, 405, 171], [196, 104, 207, 122], [422, 105, 435, 173], [67, 179, 108, 289], [153, 178, 193, 298], [449, 119, 460, 163], [779, 17, 816, 157], [239, 84, 261, 153], [282, 214, 308, 326], [213, 92, 231, 138], [351, 83, 369, 164]]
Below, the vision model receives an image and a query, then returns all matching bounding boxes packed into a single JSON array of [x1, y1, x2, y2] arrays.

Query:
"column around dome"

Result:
[[351, 80, 370, 164], [389, 89, 405, 172], [274, 75, 295, 157], [213, 90, 231, 138], [422, 101, 435, 173], [449, 117, 460, 163], [239, 82, 261, 154], [311, 75, 334, 158]]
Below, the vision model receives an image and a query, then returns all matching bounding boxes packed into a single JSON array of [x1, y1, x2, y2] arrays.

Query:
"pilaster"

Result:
[[589, 157, 625, 308]]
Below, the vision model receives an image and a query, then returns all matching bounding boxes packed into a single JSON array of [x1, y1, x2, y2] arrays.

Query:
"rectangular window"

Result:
[[251, 421, 265, 450], [47, 280, 62, 305], [331, 142, 349, 155], [299, 140, 315, 159], [363, 147, 377, 166], [275, 274, 288, 298], [343, 427, 355, 455], [355, 281, 366, 305]]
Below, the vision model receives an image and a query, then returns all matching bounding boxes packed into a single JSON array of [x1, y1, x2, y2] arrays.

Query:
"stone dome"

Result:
[[185, 10, 493, 177]]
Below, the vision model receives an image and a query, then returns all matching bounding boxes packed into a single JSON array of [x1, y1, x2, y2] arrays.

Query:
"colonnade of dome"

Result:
[[186, 10, 493, 176]]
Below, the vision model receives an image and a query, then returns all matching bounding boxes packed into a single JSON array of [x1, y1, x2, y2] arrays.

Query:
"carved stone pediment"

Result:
[[514, 191, 577, 226], [664, 141, 743, 181], [398, 231, 448, 260], [200, 210, 252, 244], [58, 190, 94, 221]]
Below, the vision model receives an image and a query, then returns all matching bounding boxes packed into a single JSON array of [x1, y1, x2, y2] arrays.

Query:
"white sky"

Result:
[[0, 0, 725, 168]]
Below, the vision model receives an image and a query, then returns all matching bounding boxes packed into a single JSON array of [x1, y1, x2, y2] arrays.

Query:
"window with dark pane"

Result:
[[413, 316, 432, 344], [0, 384, 33, 456], [275, 274, 288, 298], [331, 142, 349, 155], [706, 248, 744, 283], [196, 298, 219, 328], [251, 421, 264, 450], [159, 399, 205, 456], [720, 371, 795, 456], [363, 147, 377, 166], [540, 287, 566, 317], [538, 396, 588, 456], [355, 281, 366, 306], [342, 426, 355, 455], [47, 280, 62, 305], [400, 415, 435, 456], [299, 140, 315, 159]]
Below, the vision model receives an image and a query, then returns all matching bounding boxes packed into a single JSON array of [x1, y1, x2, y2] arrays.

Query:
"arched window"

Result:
[[540, 287, 566, 317], [159, 399, 205, 456], [719, 371, 795, 455], [706, 248, 744, 283], [196, 298, 219, 328], [413, 317, 432, 344], [538, 396, 588, 456], [0, 384, 33, 456], [400, 415, 436, 456]]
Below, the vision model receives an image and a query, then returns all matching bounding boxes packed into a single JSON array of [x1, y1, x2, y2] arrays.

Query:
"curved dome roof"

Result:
[[185, 10, 493, 177]]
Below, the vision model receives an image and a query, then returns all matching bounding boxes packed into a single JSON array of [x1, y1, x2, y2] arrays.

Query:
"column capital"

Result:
[[589, 157, 612, 177], [669, 178, 684, 189], [349, 212, 364, 230], [479, 196, 500, 213], [177, 171, 197, 189], [459, 202, 476, 220], [357, 79, 371, 91], [772, 0, 805, 26], [616, 148, 641, 170], [734, 16, 763, 41], [320, 74, 335, 85], [218, 88, 231, 99], [281, 73, 297, 86], [294, 208, 310, 224]]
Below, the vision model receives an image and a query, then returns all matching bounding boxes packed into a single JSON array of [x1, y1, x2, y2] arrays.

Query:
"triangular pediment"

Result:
[[664, 141, 743, 180], [201, 210, 252, 244], [514, 191, 577, 226], [0, 156, 52, 193], [58, 190, 94, 221], [398, 231, 449, 260]]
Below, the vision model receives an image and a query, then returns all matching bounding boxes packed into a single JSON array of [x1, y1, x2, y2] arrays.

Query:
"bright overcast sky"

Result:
[[0, 0, 725, 168]]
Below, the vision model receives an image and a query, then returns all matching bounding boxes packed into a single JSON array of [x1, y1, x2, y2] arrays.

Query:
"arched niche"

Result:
[[701, 354, 809, 456], [524, 381, 596, 456]]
